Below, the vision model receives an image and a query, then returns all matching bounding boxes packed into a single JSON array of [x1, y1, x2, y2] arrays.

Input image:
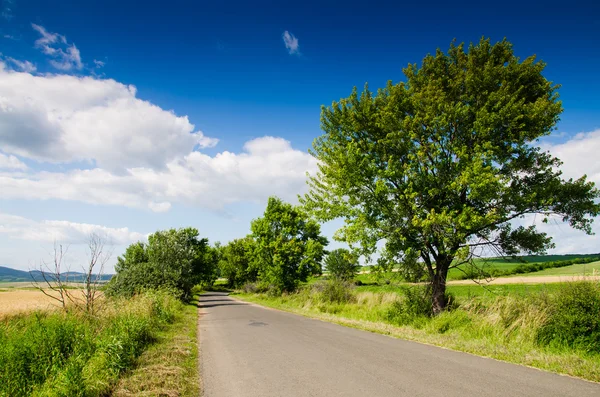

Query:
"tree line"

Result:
[[106, 197, 360, 300], [108, 38, 600, 314]]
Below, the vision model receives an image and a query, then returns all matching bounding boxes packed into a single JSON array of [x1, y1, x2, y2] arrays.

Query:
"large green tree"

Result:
[[106, 228, 218, 299], [251, 196, 328, 292], [302, 38, 600, 313], [218, 237, 258, 288]]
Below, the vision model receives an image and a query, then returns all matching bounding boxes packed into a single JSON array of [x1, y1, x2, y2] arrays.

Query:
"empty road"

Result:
[[199, 292, 600, 397]]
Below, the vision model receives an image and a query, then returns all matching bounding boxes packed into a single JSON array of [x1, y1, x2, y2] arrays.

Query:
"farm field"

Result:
[[0, 287, 105, 317], [0, 289, 61, 317], [447, 254, 600, 280], [354, 254, 600, 284], [518, 261, 600, 276]]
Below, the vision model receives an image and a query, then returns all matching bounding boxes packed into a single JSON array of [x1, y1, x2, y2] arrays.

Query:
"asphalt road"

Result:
[[199, 292, 600, 397]]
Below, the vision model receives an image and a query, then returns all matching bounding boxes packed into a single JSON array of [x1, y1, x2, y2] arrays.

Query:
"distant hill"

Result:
[[0, 266, 113, 283]]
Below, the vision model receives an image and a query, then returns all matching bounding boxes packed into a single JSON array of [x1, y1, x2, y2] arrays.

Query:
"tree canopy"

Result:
[[251, 196, 328, 292], [106, 228, 218, 300], [302, 38, 600, 313], [218, 237, 258, 288]]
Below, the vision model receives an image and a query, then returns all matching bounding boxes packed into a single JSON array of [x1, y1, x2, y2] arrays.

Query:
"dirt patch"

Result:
[[448, 275, 600, 285]]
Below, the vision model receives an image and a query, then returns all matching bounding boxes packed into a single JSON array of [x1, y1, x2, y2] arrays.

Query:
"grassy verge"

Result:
[[0, 291, 190, 396], [112, 296, 200, 397], [235, 281, 600, 382]]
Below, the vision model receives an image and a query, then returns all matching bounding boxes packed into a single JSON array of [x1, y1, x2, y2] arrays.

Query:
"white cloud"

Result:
[[5, 57, 36, 72], [0, 152, 26, 170], [0, 136, 318, 211], [32, 24, 83, 70], [282, 31, 300, 55], [93, 59, 105, 68], [518, 130, 600, 254], [0, 212, 147, 245], [0, 63, 316, 214], [0, 65, 217, 171], [543, 129, 600, 185]]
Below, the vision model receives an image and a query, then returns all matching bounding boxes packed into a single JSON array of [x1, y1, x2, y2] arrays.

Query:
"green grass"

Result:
[[112, 295, 200, 397], [518, 261, 600, 276], [235, 280, 600, 382], [447, 254, 600, 280], [0, 291, 187, 397], [350, 254, 600, 282]]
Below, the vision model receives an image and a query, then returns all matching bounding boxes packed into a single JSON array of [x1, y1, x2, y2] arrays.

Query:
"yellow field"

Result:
[[0, 287, 104, 317], [0, 289, 61, 317]]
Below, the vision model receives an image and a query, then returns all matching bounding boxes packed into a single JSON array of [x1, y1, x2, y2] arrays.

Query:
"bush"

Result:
[[537, 281, 600, 353], [385, 285, 433, 326], [325, 249, 360, 281], [0, 291, 182, 397], [241, 281, 275, 295], [312, 280, 356, 304]]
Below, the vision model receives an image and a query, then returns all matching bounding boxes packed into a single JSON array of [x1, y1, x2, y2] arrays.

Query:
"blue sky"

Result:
[[1, 0, 599, 271]]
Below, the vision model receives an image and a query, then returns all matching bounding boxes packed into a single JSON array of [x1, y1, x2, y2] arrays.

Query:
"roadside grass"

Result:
[[235, 280, 600, 382], [112, 295, 200, 397], [0, 291, 191, 397]]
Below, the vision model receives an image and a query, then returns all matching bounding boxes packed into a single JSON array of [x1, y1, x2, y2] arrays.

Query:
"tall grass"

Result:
[[0, 291, 183, 397]]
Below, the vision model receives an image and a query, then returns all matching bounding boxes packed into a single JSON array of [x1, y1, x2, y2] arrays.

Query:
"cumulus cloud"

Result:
[[0, 136, 318, 211], [0, 152, 26, 170], [514, 130, 600, 254], [0, 65, 315, 212], [32, 24, 83, 70], [543, 129, 600, 185], [93, 59, 105, 68], [0, 65, 217, 171], [282, 31, 300, 55], [0, 212, 147, 245]]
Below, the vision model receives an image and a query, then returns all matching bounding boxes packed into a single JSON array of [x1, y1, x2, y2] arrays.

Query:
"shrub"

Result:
[[385, 285, 433, 326], [325, 249, 360, 281], [537, 281, 600, 353], [312, 280, 356, 304], [242, 281, 277, 295]]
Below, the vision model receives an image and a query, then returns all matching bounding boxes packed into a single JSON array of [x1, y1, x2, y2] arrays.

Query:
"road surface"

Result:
[[199, 292, 600, 397]]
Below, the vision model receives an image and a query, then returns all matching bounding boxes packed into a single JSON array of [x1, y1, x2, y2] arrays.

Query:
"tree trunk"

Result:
[[431, 275, 447, 315], [431, 258, 450, 315]]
